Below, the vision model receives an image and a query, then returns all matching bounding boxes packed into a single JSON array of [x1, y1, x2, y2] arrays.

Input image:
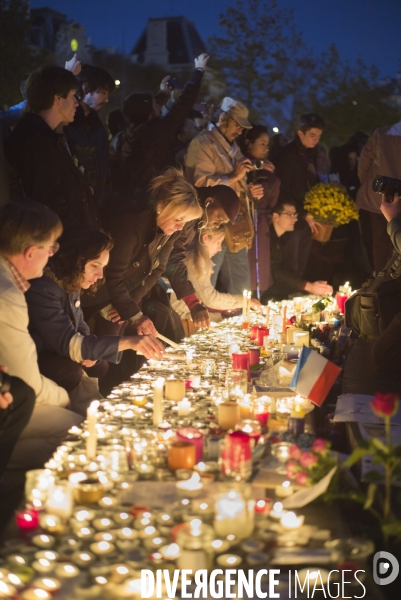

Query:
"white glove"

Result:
[[194, 53, 209, 70]]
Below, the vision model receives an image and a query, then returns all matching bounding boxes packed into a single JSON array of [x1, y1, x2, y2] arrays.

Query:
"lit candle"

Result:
[[176, 427, 203, 463], [0, 582, 17, 598], [165, 378, 186, 401], [160, 543, 180, 561], [216, 554, 242, 568], [46, 483, 73, 520], [86, 400, 99, 460], [176, 472, 203, 498], [168, 442, 196, 471], [218, 401, 241, 430], [39, 514, 64, 533], [54, 564, 80, 578], [15, 509, 39, 531], [248, 347, 260, 366], [242, 290, 248, 322], [32, 535, 55, 549], [177, 398, 191, 417], [153, 378, 165, 426], [21, 590, 51, 600], [269, 501, 286, 520], [246, 291, 252, 321], [282, 306, 287, 333], [214, 490, 254, 540], [274, 480, 293, 498], [238, 397, 251, 419], [32, 578, 61, 593], [89, 541, 116, 556], [280, 511, 304, 530]]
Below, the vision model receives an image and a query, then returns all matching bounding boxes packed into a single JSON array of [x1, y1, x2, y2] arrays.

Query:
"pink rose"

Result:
[[286, 459, 298, 479], [300, 451, 318, 468], [289, 444, 302, 460], [296, 471, 309, 486], [312, 438, 329, 454], [370, 393, 399, 418]]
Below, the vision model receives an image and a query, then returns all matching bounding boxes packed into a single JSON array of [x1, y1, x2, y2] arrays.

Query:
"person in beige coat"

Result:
[[0, 201, 83, 471], [356, 121, 401, 272], [185, 97, 264, 295]]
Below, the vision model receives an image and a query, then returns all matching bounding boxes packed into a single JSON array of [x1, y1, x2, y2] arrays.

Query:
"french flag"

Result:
[[290, 346, 342, 407]]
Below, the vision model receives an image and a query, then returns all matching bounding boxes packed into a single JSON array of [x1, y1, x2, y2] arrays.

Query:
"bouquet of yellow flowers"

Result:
[[304, 183, 359, 227]]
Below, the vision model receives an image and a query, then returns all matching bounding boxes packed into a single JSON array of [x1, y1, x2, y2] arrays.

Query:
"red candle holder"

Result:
[[254, 498, 273, 514], [221, 431, 252, 476], [15, 509, 39, 531], [250, 325, 259, 340], [255, 410, 270, 428], [248, 347, 261, 366], [232, 352, 250, 381], [336, 293, 347, 314], [256, 327, 269, 346]]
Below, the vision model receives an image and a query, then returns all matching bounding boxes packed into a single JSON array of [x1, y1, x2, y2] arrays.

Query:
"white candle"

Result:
[[214, 490, 254, 540], [153, 378, 165, 426], [280, 511, 304, 530], [46, 483, 73, 520], [86, 400, 99, 460], [177, 398, 191, 417], [246, 291, 252, 321], [275, 480, 293, 498]]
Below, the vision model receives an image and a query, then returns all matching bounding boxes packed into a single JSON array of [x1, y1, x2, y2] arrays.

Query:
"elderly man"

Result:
[[185, 97, 263, 295]]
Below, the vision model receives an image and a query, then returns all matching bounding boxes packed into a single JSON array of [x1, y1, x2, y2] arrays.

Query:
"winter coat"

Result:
[[265, 225, 305, 300]]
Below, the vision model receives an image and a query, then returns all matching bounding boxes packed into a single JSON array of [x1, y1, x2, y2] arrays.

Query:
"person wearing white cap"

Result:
[[185, 97, 264, 295]]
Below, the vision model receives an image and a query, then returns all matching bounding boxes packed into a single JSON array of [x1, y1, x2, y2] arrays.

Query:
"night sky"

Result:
[[30, 0, 400, 78]]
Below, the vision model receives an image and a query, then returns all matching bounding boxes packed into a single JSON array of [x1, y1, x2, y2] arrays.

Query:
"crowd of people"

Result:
[[0, 50, 401, 499]]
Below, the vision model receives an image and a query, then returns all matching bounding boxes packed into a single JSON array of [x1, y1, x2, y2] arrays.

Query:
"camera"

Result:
[[372, 176, 401, 202], [0, 370, 11, 394], [167, 77, 182, 90], [248, 159, 269, 185]]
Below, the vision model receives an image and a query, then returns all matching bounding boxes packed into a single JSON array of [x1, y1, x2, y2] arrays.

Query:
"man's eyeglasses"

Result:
[[280, 212, 298, 218], [38, 242, 60, 255], [229, 118, 244, 131]]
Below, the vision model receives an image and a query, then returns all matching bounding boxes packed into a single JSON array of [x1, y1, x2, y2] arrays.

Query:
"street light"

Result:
[[272, 127, 279, 133]]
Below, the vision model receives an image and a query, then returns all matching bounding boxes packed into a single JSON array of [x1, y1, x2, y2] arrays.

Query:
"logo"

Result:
[[373, 551, 399, 586]]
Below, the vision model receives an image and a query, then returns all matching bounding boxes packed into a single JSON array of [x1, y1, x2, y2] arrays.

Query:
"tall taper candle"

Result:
[[153, 377, 165, 426], [242, 290, 248, 323], [86, 400, 99, 460]]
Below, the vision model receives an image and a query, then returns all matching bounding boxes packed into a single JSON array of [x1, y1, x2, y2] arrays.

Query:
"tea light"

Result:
[[272, 442, 291, 462], [16, 509, 39, 531], [270, 501, 286, 520], [89, 541, 116, 556], [32, 577, 61, 592], [76, 527, 94, 539], [297, 569, 330, 586], [135, 462, 155, 477], [254, 498, 273, 516], [160, 543, 181, 561], [208, 539, 230, 554], [21, 590, 51, 600], [165, 378, 186, 402], [114, 512, 132, 525], [0, 581, 17, 598], [116, 528, 138, 541], [177, 398, 191, 416], [93, 518, 113, 531], [98, 495, 117, 508], [190, 375, 201, 388], [275, 480, 293, 498], [218, 401, 241, 430], [139, 525, 159, 540], [143, 536, 166, 551], [39, 514, 64, 534], [71, 551, 95, 567], [32, 535, 55, 549], [280, 511, 304, 530], [216, 554, 242, 568], [31, 559, 54, 574], [54, 563, 80, 578], [94, 532, 115, 542], [176, 472, 203, 497]]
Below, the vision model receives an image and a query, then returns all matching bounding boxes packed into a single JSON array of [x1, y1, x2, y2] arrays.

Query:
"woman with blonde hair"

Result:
[[83, 168, 202, 367], [170, 226, 260, 332]]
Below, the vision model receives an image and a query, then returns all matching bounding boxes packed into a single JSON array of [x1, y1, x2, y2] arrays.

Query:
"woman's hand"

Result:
[[248, 183, 264, 200], [380, 193, 400, 222], [133, 315, 158, 336], [128, 335, 166, 359], [263, 160, 275, 172], [108, 308, 124, 324], [305, 215, 320, 234], [81, 359, 97, 368]]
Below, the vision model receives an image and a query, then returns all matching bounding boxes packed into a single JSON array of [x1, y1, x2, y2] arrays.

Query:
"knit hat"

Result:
[[196, 185, 240, 224], [122, 92, 153, 125]]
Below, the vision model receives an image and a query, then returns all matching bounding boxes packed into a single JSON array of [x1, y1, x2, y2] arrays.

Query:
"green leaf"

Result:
[[344, 447, 371, 466], [364, 483, 377, 509], [363, 470, 383, 483], [371, 438, 389, 453]]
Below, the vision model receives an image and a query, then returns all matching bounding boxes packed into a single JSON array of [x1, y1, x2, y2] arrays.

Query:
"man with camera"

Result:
[[0, 201, 83, 473], [356, 119, 401, 272]]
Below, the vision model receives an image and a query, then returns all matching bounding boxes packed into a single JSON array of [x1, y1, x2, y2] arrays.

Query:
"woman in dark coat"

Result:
[[83, 168, 203, 351], [26, 227, 165, 406], [239, 125, 280, 295]]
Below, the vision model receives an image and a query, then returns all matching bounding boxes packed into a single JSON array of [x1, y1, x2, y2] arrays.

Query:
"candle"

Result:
[[248, 347, 260, 366], [86, 400, 99, 460], [16, 509, 39, 531], [177, 398, 191, 417], [270, 501, 286, 520], [32, 535, 55, 549], [220, 431, 252, 479], [160, 543, 181, 561], [238, 397, 251, 419], [216, 554, 242, 568], [0, 582, 17, 598], [256, 327, 269, 346], [153, 378, 165, 426], [286, 326, 303, 344], [253, 396, 271, 428], [71, 551, 95, 567], [275, 480, 293, 498], [39, 514, 64, 533], [176, 472, 203, 497], [176, 427, 203, 463], [250, 325, 258, 340], [254, 498, 273, 515], [46, 482, 73, 519], [336, 293, 347, 314], [236, 420, 261, 445], [165, 378, 185, 401], [282, 306, 287, 333], [280, 511, 304, 530], [168, 442, 196, 471], [229, 343, 241, 356], [116, 527, 139, 540], [54, 564, 80, 578], [293, 331, 309, 347], [89, 541, 116, 556], [218, 401, 240, 430], [232, 352, 250, 381], [246, 291, 252, 321], [214, 490, 254, 540], [21, 590, 51, 600], [242, 290, 248, 322], [288, 403, 305, 437], [32, 578, 61, 593]]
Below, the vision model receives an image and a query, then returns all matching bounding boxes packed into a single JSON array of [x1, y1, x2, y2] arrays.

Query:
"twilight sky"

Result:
[[30, 0, 400, 78]]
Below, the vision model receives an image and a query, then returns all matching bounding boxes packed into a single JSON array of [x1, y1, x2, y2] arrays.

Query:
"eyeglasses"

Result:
[[280, 212, 298, 218], [229, 118, 244, 131], [38, 242, 60, 255]]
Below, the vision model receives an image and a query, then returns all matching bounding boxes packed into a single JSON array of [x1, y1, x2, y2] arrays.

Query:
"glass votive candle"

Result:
[[168, 442, 196, 471], [54, 564, 80, 578], [16, 509, 39, 531], [235, 420, 261, 446], [253, 396, 271, 429], [271, 442, 292, 464], [45, 482, 73, 520], [165, 378, 186, 401], [176, 427, 203, 463], [73, 477, 104, 504], [275, 397, 294, 421], [219, 431, 252, 481], [25, 470, 54, 504]]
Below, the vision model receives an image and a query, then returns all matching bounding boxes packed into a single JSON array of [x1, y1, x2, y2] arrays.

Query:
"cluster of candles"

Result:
[[5, 298, 344, 597]]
